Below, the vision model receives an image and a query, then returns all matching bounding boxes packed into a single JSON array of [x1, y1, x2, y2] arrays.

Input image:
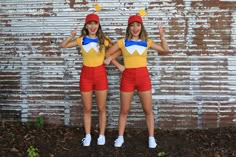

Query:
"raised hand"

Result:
[[70, 25, 78, 37], [158, 25, 165, 36]]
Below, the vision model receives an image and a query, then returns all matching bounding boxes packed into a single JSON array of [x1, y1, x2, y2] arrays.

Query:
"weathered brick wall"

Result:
[[1, 0, 236, 129]]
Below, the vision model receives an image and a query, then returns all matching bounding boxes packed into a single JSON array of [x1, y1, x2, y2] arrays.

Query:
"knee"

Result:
[[143, 109, 153, 116], [83, 105, 92, 113], [98, 105, 106, 113]]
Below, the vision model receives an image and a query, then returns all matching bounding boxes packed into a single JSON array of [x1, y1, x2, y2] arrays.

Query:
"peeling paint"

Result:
[[0, 0, 236, 129]]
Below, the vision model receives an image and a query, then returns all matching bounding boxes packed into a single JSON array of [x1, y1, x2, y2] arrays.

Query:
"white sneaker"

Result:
[[114, 136, 124, 147], [148, 137, 157, 148], [97, 135, 105, 145], [82, 134, 91, 146]]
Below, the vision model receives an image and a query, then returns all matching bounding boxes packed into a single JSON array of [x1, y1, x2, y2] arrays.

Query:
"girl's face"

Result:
[[129, 22, 142, 40], [86, 21, 99, 37]]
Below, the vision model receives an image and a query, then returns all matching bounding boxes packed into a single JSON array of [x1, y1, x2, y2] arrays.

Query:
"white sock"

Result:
[[149, 136, 155, 140]]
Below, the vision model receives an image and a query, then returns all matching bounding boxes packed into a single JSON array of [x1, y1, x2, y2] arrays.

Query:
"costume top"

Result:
[[117, 38, 153, 68], [76, 36, 109, 67]]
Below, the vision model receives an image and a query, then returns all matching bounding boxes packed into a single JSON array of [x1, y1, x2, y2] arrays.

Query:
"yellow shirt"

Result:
[[117, 38, 153, 68], [76, 36, 110, 67]]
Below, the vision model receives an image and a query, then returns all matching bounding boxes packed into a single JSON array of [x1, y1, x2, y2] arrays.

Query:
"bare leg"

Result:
[[95, 90, 107, 135], [81, 91, 93, 134], [118, 91, 134, 136], [138, 90, 155, 136]]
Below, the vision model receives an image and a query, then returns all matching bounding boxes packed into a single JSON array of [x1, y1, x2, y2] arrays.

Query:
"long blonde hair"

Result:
[[80, 22, 110, 51], [125, 23, 148, 41]]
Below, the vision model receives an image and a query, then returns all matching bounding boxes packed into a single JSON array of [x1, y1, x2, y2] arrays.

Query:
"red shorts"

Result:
[[120, 67, 151, 92], [80, 64, 108, 92]]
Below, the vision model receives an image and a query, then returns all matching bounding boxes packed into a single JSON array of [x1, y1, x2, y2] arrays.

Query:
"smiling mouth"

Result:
[[90, 29, 96, 33], [133, 31, 139, 34]]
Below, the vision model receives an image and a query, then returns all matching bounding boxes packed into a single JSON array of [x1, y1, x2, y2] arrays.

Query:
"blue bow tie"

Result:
[[125, 39, 147, 47], [82, 37, 98, 45]]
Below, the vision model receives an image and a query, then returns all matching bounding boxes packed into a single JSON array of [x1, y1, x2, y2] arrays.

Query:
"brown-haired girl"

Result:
[[104, 14, 169, 148], [60, 13, 112, 146]]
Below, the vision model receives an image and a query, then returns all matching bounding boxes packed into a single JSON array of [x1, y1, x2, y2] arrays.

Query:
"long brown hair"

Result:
[[80, 22, 109, 52], [125, 23, 148, 41]]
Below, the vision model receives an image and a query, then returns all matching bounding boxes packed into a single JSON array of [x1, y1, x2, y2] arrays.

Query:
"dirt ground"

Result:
[[0, 121, 236, 157]]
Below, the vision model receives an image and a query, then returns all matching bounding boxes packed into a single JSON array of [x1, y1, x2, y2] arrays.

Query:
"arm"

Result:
[[150, 25, 169, 55], [110, 51, 125, 72], [104, 43, 125, 72], [104, 43, 121, 64], [59, 30, 78, 48]]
